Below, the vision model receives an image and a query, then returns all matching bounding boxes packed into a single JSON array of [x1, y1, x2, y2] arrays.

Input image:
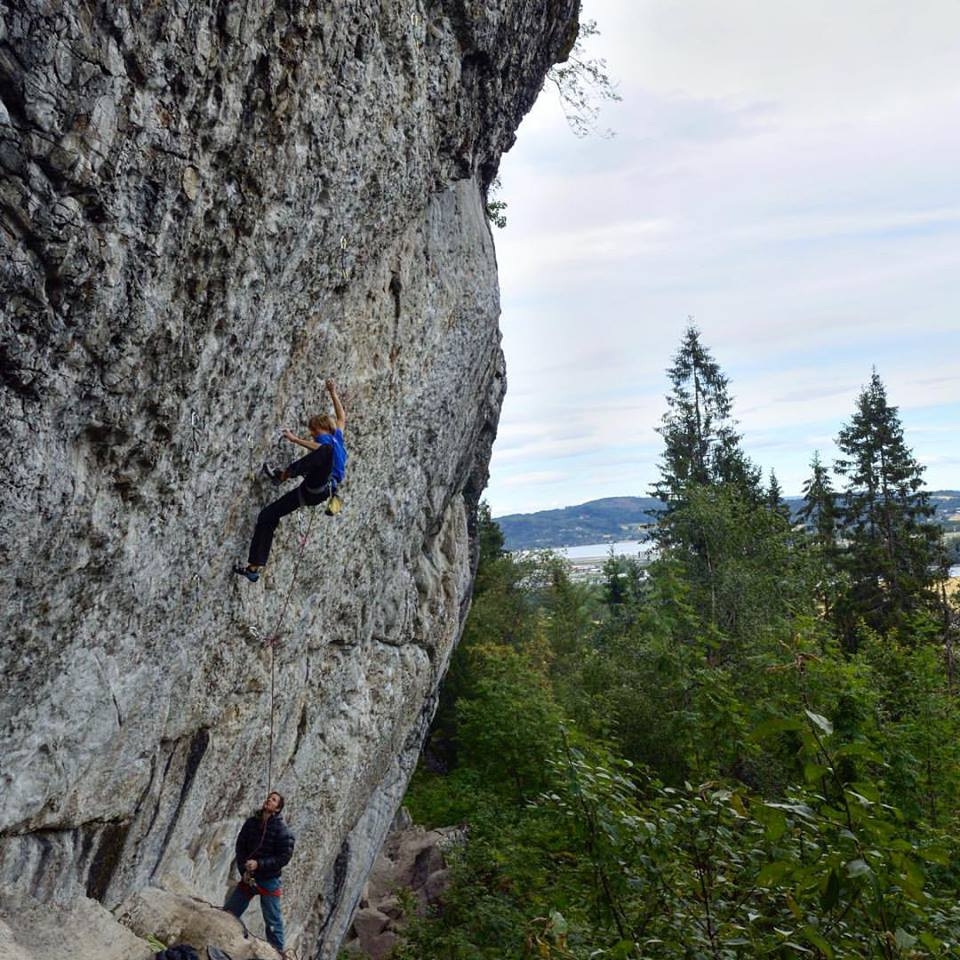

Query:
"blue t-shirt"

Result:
[[314, 428, 347, 483]]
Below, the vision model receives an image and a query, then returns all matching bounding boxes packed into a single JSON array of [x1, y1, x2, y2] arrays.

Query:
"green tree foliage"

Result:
[[425, 501, 537, 770], [535, 555, 599, 713], [649, 325, 782, 637], [798, 450, 843, 620], [399, 360, 960, 960], [476, 499, 506, 566], [541, 713, 960, 959], [767, 468, 791, 521], [456, 640, 564, 801], [656, 483, 808, 654], [833, 371, 943, 648], [652, 322, 760, 510], [799, 451, 839, 548], [485, 176, 508, 229], [857, 634, 960, 825], [600, 553, 646, 616]]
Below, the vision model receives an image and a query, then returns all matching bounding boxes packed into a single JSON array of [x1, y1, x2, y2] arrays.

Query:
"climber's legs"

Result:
[[247, 487, 303, 568]]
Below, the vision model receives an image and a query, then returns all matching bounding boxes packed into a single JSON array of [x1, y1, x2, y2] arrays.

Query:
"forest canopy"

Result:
[[395, 327, 960, 960]]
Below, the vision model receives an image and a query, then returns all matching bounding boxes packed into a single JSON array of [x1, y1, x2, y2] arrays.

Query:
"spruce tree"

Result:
[[798, 451, 840, 620], [475, 500, 505, 568], [833, 371, 940, 645], [766, 469, 791, 521], [652, 325, 789, 649], [653, 322, 760, 508], [798, 451, 837, 548]]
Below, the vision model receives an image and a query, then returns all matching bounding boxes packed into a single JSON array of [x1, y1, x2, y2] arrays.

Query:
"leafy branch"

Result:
[[546, 19, 621, 138]]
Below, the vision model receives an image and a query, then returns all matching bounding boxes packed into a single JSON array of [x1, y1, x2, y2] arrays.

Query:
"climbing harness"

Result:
[[303, 477, 336, 499], [239, 876, 283, 899]]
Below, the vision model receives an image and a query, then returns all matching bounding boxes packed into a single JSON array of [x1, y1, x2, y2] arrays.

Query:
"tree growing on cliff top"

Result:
[[547, 19, 621, 138]]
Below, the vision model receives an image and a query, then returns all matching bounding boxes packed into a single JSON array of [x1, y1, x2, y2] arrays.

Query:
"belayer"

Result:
[[234, 378, 347, 583], [224, 790, 295, 957]]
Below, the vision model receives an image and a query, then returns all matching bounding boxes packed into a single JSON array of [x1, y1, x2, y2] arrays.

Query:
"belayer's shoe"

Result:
[[233, 564, 260, 583], [261, 461, 284, 486]]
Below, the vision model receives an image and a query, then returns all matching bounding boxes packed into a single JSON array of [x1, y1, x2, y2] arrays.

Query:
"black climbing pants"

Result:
[[247, 484, 330, 567]]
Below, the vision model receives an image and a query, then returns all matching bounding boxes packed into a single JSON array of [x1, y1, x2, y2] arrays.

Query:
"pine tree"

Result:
[[833, 371, 940, 646]]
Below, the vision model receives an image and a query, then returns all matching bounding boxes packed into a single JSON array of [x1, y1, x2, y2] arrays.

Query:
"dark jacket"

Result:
[[235, 811, 295, 882]]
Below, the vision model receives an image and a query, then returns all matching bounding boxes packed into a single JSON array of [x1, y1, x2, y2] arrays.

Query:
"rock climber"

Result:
[[224, 790, 296, 957], [234, 378, 347, 583]]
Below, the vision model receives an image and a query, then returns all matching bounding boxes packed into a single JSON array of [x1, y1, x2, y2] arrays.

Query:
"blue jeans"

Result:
[[224, 875, 285, 951]]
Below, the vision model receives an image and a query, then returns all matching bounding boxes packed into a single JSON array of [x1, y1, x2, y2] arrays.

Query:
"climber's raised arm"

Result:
[[326, 378, 346, 431]]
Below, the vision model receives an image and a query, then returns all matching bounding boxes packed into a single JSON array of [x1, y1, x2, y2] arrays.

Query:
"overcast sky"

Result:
[[485, 0, 960, 518]]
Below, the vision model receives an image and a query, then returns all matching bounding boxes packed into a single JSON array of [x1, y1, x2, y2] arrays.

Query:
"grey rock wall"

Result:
[[0, 0, 579, 956]]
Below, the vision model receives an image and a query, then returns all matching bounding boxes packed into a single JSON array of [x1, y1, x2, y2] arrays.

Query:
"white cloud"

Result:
[[595, 0, 960, 114], [485, 0, 960, 517]]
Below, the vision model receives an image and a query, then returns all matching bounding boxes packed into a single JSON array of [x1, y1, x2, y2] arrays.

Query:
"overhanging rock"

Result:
[[0, 0, 580, 955]]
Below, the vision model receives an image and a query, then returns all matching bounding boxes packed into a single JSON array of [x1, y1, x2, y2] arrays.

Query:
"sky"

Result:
[[484, 0, 960, 518]]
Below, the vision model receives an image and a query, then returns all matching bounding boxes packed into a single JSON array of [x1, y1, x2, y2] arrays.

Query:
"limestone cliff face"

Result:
[[0, 1, 578, 956]]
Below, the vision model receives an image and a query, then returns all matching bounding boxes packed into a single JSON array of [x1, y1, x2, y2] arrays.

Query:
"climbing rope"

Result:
[[263, 505, 318, 791]]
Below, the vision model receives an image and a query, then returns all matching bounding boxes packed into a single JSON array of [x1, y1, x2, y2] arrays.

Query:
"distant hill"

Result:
[[496, 491, 960, 552], [496, 496, 662, 550]]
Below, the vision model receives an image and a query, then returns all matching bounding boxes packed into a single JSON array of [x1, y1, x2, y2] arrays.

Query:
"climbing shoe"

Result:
[[261, 461, 284, 486], [233, 564, 260, 583], [325, 493, 343, 516]]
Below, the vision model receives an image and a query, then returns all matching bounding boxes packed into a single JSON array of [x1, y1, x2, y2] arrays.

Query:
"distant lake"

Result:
[[556, 540, 655, 561], [550, 551, 960, 578]]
